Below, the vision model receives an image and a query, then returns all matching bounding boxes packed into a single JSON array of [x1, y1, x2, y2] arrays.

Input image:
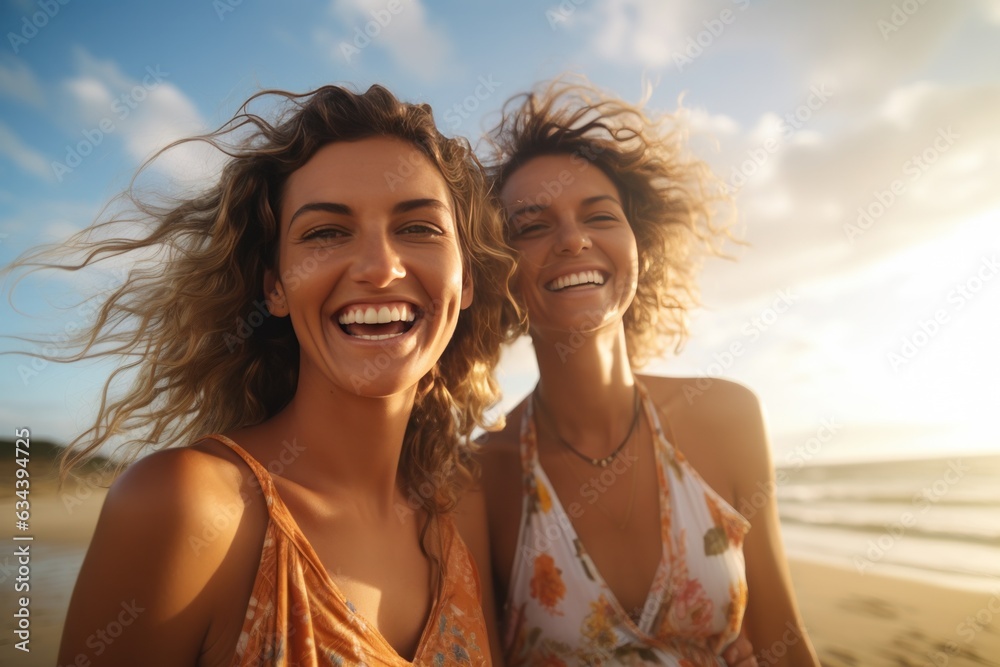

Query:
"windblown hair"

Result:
[[6, 84, 521, 516], [486, 78, 733, 365]]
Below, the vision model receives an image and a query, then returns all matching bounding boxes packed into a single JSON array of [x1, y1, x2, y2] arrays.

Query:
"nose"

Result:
[[349, 232, 405, 287], [554, 219, 592, 255]]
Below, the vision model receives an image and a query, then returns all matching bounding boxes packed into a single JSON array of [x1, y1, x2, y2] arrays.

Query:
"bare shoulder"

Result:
[[640, 374, 763, 420], [59, 440, 265, 665], [106, 440, 251, 529], [639, 374, 771, 475]]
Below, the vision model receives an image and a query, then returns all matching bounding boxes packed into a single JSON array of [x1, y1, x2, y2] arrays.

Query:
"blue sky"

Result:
[[1, 0, 998, 463]]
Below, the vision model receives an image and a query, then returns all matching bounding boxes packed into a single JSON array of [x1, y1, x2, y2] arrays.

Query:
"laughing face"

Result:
[[500, 154, 639, 340], [267, 136, 473, 398]]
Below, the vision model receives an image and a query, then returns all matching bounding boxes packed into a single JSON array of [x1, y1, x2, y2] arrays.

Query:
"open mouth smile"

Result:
[[336, 302, 419, 340], [545, 270, 607, 292]]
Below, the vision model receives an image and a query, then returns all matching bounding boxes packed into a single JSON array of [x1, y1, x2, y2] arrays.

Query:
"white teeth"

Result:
[[549, 271, 606, 291], [337, 304, 417, 325]]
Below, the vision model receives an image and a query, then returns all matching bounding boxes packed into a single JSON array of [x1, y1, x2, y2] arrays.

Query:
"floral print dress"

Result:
[[503, 383, 750, 667], [203, 435, 490, 667]]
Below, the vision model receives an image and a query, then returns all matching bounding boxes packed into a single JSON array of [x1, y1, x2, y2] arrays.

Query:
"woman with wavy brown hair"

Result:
[[478, 80, 819, 666], [6, 84, 518, 665]]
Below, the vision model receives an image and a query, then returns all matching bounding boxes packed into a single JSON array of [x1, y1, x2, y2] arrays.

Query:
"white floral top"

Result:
[[503, 382, 750, 666]]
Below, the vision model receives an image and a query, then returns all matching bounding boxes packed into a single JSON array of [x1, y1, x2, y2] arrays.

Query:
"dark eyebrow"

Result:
[[507, 194, 622, 224], [288, 202, 351, 230], [581, 194, 622, 208], [288, 198, 450, 231]]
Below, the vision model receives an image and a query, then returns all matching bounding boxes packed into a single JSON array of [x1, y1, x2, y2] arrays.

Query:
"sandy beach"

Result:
[[2, 482, 998, 666], [791, 559, 1000, 667]]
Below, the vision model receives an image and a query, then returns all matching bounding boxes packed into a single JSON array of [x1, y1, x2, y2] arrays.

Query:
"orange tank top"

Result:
[[203, 435, 491, 666]]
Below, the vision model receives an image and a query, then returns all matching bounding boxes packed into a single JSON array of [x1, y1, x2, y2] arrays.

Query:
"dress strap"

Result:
[[635, 380, 681, 459], [518, 396, 540, 478], [198, 434, 281, 511]]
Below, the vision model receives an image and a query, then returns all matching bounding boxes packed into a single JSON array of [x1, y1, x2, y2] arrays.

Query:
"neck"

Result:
[[531, 323, 638, 454], [269, 366, 417, 520]]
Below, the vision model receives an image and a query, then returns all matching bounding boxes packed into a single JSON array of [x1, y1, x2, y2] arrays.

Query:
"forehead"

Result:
[[500, 154, 620, 210], [281, 136, 451, 215]]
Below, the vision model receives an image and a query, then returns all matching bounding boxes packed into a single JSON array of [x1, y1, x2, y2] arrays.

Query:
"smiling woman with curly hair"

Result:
[[7, 83, 521, 665], [478, 78, 819, 667]]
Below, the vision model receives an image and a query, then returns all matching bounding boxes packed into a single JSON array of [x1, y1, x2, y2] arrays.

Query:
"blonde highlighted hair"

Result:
[[487, 78, 733, 365], [6, 84, 522, 515]]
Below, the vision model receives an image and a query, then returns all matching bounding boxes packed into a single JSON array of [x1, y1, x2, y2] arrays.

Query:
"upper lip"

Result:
[[544, 267, 608, 291]]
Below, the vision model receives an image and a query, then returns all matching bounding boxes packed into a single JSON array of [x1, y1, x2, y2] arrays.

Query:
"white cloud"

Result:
[[0, 120, 51, 181], [328, 0, 454, 80], [583, 0, 694, 68], [0, 56, 44, 107], [61, 49, 222, 189]]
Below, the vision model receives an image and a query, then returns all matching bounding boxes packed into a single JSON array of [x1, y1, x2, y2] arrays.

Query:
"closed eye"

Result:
[[510, 220, 549, 237]]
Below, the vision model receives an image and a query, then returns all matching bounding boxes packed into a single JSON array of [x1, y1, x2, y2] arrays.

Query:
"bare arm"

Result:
[[725, 385, 820, 666], [454, 482, 505, 666], [58, 448, 250, 666]]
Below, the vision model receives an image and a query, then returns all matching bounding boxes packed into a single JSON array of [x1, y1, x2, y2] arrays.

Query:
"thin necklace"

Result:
[[533, 384, 640, 468], [560, 420, 641, 531]]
